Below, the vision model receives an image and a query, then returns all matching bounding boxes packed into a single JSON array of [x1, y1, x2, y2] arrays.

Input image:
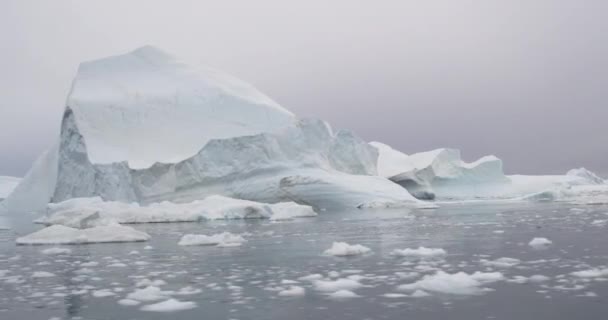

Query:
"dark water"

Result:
[[1, 202, 608, 320]]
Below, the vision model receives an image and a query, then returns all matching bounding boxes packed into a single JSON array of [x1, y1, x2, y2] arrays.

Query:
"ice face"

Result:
[[67, 46, 295, 169]]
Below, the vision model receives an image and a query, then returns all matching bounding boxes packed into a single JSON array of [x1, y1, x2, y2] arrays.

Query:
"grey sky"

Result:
[[1, 0, 607, 177]]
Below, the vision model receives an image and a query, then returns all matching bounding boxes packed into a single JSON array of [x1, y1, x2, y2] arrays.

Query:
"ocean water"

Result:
[[1, 202, 608, 320]]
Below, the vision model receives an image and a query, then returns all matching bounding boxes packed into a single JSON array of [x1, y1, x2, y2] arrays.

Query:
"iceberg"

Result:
[[371, 142, 607, 202], [371, 142, 509, 200], [0, 176, 21, 201], [1, 46, 424, 229]]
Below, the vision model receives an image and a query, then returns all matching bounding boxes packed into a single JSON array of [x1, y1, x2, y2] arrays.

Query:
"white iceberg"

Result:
[[1, 47, 424, 229]]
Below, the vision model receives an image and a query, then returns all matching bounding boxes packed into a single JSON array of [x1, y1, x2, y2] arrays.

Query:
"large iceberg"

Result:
[[1, 47, 423, 229]]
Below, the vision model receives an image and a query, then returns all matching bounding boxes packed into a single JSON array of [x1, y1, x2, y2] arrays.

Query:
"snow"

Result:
[[39, 195, 317, 227], [398, 271, 504, 295], [0, 176, 21, 200], [278, 286, 306, 297], [528, 237, 552, 249], [139, 298, 197, 312], [16, 224, 150, 245], [178, 232, 246, 247], [323, 242, 371, 257], [390, 247, 446, 258]]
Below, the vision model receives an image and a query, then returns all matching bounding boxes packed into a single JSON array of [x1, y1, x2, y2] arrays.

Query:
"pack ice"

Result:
[[0, 46, 423, 231]]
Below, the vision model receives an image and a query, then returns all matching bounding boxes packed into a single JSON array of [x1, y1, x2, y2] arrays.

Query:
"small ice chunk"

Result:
[[571, 268, 608, 278], [140, 299, 197, 312], [178, 232, 246, 247], [41, 247, 72, 255], [278, 286, 306, 297], [323, 242, 371, 257], [32, 271, 56, 278], [126, 286, 171, 302], [328, 290, 360, 299], [398, 271, 504, 295], [314, 278, 363, 292], [391, 247, 446, 258], [481, 257, 521, 268], [528, 237, 552, 249], [118, 299, 141, 306]]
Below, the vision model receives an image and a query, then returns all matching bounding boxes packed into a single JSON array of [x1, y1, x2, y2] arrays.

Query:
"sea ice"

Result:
[[398, 271, 504, 295], [323, 242, 371, 257], [140, 298, 197, 312]]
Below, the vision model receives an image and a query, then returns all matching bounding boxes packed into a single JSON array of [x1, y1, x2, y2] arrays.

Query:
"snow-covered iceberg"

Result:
[[1, 47, 424, 229]]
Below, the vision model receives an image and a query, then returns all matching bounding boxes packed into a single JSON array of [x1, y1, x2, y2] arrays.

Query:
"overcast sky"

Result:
[[1, 0, 607, 177]]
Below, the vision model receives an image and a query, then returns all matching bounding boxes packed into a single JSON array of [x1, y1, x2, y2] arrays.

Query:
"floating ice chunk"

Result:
[[410, 290, 431, 297], [382, 293, 408, 298], [571, 268, 608, 278], [269, 202, 318, 221], [178, 232, 246, 247], [92, 289, 115, 297], [390, 247, 446, 258], [41, 247, 72, 255], [313, 278, 363, 292], [398, 271, 504, 295], [16, 224, 150, 245], [140, 298, 197, 312], [298, 274, 324, 281], [31, 271, 56, 278], [480, 257, 521, 268], [328, 290, 359, 299], [126, 286, 171, 302], [278, 286, 306, 297], [118, 299, 141, 306], [528, 237, 552, 249], [323, 242, 371, 257], [528, 275, 550, 282]]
